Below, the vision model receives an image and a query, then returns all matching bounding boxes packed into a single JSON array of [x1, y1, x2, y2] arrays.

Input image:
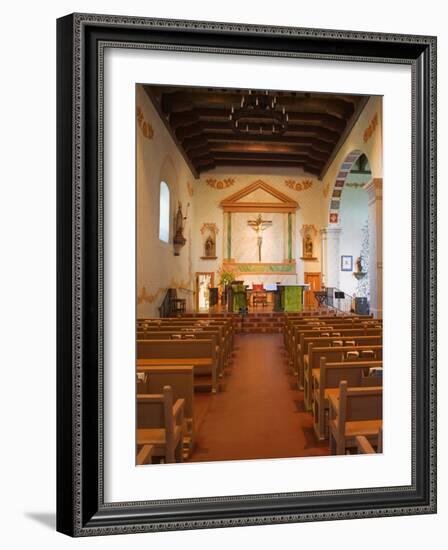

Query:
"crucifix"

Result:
[[247, 213, 273, 262]]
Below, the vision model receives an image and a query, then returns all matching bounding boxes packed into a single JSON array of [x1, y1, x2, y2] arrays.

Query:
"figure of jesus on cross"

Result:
[[248, 213, 272, 262]]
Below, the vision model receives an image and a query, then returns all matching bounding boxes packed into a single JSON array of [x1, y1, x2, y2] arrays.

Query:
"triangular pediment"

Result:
[[220, 180, 299, 213]]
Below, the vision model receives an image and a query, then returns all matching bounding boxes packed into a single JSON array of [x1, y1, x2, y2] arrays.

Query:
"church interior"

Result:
[[135, 83, 383, 465]]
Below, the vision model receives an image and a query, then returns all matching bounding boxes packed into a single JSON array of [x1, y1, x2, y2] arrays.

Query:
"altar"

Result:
[[226, 282, 309, 313], [278, 284, 309, 312]]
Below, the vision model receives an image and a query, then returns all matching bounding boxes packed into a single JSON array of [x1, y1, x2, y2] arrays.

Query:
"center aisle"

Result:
[[188, 333, 329, 463]]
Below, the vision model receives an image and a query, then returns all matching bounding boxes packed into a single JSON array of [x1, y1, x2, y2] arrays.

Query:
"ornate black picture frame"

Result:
[[56, 13, 437, 536]]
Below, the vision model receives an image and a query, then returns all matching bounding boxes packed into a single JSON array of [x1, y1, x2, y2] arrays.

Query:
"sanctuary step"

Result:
[[179, 310, 341, 334]]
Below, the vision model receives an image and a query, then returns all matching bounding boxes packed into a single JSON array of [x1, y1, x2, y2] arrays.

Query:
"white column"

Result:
[[365, 178, 383, 318], [320, 227, 341, 289]]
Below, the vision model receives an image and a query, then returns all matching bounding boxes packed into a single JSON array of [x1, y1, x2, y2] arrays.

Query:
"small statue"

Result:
[[356, 256, 363, 273], [173, 202, 189, 256], [205, 235, 215, 257], [304, 234, 313, 257], [174, 203, 184, 237]]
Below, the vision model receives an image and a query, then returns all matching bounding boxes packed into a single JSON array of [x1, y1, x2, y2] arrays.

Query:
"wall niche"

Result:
[[200, 223, 218, 260], [300, 224, 318, 261]]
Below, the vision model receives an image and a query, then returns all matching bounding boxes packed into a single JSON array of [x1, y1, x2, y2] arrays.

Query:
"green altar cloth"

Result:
[[280, 285, 306, 312]]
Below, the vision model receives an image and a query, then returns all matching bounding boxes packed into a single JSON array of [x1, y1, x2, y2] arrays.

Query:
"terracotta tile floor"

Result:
[[188, 333, 329, 463]]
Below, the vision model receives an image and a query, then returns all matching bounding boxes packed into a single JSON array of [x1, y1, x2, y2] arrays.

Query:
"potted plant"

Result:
[[217, 265, 237, 306]]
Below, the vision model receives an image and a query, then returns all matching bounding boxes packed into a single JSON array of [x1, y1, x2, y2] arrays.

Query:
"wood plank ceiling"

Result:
[[143, 85, 369, 179]]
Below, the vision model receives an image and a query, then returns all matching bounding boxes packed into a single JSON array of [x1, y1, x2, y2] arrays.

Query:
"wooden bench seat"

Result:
[[328, 381, 382, 455], [311, 358, 383, 439], [284, 318, 382, 359], [138, 319, 234, 353], [137, 339, 219, 393], [302, 339, 383, 406], [293, 328, 382, 382], [137, 366, 195, 458], [136, 330, 227, 379], [137, 386, 185, 463]]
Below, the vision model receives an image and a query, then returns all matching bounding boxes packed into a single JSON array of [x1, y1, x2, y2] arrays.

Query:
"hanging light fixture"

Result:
[[229, 90, 289, 136]]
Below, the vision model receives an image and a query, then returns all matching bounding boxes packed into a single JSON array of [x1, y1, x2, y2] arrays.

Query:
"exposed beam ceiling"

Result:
[[143, 85, 369, 179]]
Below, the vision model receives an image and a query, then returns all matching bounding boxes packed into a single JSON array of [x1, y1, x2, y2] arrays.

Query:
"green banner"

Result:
[[236, 263, 295, 273]]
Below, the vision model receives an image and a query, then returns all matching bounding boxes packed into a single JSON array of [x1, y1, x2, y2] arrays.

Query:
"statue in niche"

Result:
[[204, 235, 216, 257], [356, 256, 364, 273], [303, 233, 314, 258]]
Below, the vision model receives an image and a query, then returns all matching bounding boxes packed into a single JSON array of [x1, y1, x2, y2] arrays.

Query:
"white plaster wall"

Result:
[[338, 187, 369, 295], [192, 168, 324, 286], [136, 84, 196, 316], [232, 212, 285, 263]]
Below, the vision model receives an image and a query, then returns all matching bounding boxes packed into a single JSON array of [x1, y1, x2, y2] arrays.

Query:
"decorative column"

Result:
[[226, 212, 232, 260], [320, 227, 342, 289], [365, 178, 383, 318], [287, 212, 292, 261]]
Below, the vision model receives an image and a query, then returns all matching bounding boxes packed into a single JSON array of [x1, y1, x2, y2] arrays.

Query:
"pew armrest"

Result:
[[136, 444, 154, 465], [173, 398, 185, 423], [356, 435, 376, 454]]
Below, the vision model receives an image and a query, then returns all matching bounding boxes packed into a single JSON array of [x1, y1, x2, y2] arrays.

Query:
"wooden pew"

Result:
[[138, 323, 230, 364], [138, 318, 234, 350], [147, 318, 232, 349], [137, 339, 219, 393], [312, 358, 383, 439], [137, 330, 226, 379], [284, 317, 381, 358], [137, 366, 195, 458], [296, 330, 382, 386], [137, 386, 185, 463], [304, 343, 383, 410], [328, 381, 382, 455]]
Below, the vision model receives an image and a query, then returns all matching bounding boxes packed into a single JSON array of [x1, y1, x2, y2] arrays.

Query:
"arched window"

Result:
[[159, 181, 170, 243]]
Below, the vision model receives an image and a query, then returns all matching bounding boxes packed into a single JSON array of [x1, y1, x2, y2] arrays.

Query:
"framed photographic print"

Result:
[[56, 13, 437, 536], [341, 255, 353, 271]]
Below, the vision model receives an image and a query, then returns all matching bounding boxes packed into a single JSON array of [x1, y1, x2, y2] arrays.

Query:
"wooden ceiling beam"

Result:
[[211, 152, 324, 165], [208, 143, 328, 162], [176, 122, 339, 143], [201, 132, 334, 153], [160, 91, 356, 118], [209, 159, 321, 175], [188, 145, 211, 159], [181, 108, 347, 131], [144, 85, 370, 179]]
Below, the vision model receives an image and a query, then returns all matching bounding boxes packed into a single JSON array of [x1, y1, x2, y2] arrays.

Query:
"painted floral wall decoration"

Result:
[[136, 106, 154, 139], [285, 178, 313, 192], [200, 222, 219, 235], [363, 112, 378, 143], [206, 178, 235, 190]]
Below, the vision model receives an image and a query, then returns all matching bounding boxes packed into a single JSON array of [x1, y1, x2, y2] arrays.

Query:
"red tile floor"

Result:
[[188, 333, 329, 463]]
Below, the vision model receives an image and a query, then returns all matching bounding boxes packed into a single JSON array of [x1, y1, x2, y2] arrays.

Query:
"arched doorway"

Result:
[[338, 153, 371, 306], [322, 149, 382, 317]]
